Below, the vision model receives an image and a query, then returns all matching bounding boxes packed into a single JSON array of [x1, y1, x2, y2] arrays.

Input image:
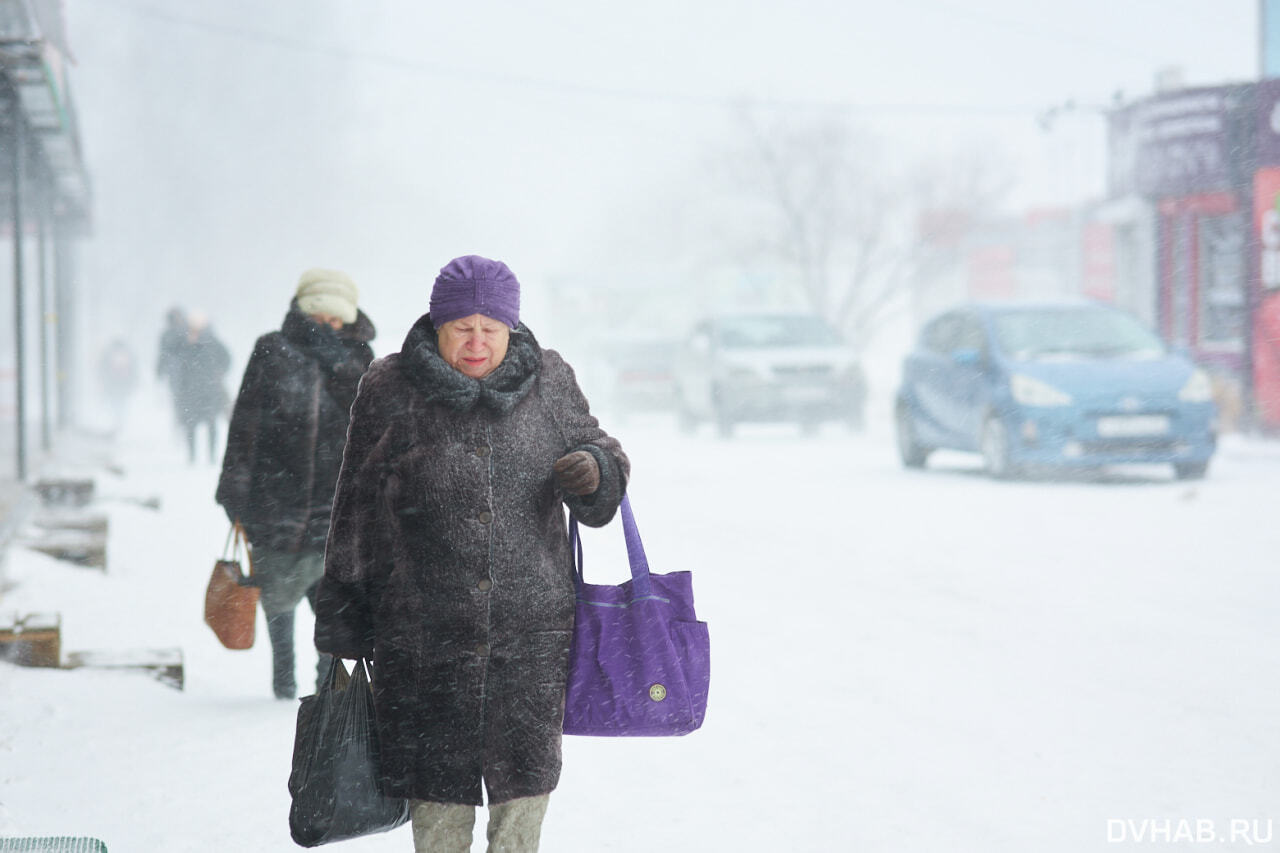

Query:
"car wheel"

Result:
[[1174, 461, 1209, 480], [981, 415, 1018, 479], [895, 404, 931, 468], [715, 414, 735, 438]]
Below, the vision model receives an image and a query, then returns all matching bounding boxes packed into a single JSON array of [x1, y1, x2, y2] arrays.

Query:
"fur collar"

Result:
[[398, 313, 541, 414]]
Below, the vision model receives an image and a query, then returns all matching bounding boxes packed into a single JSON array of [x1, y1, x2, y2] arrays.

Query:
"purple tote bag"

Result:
[[563, 495, 710, 736]]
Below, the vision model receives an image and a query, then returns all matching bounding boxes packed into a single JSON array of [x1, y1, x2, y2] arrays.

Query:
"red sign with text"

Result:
[[1253, 167, 1280, 429]]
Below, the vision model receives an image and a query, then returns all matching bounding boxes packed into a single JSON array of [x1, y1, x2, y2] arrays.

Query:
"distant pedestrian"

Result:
[[216, 269, 376, 700], [97, 337, 138, 436], [156, 306, 187, 395], [172, 311, 231, 464]]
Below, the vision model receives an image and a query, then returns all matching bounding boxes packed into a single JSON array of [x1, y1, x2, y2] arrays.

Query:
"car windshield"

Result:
[[607, 340, 673, 367], [715, 315, 844, 348], [991, 307, 1166, 361]]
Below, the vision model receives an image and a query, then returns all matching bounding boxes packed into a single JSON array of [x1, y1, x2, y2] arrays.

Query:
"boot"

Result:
[[410, 800, 476, 853], [487, 795, 550, 852], [266, 611, 297, 700]]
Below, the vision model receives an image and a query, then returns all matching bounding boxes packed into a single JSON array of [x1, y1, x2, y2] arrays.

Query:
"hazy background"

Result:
[[66, 0, 1258, 384]]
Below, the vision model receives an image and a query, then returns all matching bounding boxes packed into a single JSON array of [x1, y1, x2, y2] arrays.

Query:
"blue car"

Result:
[[894, 300, 1218, 479]]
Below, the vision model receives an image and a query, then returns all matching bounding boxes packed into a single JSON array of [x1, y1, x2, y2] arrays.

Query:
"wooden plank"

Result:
[[31, 478, 94, 508], [31, 511, 108, 534], [20, 532, 107, 569], [64, 648, 184, 691], [0, 613, 61, 667]]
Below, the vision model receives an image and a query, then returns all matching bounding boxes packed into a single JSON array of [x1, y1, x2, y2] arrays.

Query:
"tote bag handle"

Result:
[[221, 521, 254, 578], [568, 495, 652, 599]]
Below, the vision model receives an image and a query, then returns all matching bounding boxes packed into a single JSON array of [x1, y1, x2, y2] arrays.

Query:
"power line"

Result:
[[96, 0, 1048, 118], [905, 0, 1175, 65]]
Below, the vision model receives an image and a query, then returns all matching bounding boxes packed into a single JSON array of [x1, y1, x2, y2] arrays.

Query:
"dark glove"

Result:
[[554, 450, 600, 496]]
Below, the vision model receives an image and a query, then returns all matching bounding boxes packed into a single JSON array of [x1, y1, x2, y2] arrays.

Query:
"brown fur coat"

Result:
[[314, 315, 628, 805]]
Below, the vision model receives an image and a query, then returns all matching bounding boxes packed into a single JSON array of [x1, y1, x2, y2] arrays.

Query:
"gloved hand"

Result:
[[553, 450, 600, 496]]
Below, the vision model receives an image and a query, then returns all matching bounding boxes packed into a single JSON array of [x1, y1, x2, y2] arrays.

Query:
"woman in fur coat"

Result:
[[315, 255, 628, 853], [216, 269, 375, 699]]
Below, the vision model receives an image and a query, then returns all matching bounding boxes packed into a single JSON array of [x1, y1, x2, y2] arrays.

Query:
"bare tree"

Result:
[[903, 144, 1016, 321], [713, 108, 1013, 347], [711, 110, 907, 346]]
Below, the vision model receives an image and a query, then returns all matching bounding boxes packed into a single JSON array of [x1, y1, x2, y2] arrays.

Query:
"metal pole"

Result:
[[37, 200, 50, 450], [10, 105, 25, 481], [54, 224, 73, 429]]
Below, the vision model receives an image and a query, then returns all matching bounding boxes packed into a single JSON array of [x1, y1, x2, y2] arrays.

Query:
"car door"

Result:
[[676, 320, 715, 418], [905, 313, 960, 445], [907, 311, 990, 449], [945, 313, 994, 447]]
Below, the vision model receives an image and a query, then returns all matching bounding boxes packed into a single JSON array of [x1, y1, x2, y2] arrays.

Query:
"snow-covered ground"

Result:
[[1, 399, 1278, 852]]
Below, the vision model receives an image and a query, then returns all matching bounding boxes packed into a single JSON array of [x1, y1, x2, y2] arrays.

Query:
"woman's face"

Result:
[[437, 313, 511, 379], [308, 312, 345, 331]]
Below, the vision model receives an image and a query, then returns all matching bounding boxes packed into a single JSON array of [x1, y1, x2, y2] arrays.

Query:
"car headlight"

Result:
[[1010, 373, 1072, 406], [1178, 369, 1214, 403]]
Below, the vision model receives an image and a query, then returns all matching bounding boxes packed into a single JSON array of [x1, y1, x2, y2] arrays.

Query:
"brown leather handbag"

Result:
[[204, 522, 260, 650]]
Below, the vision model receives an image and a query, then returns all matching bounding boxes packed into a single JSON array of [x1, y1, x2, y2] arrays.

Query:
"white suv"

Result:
[[675, 311, 865, 436]]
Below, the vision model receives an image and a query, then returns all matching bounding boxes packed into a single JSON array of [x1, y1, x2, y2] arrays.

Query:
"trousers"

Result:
[[183, 417, 219, 464], [409, 795, 550, 853], [253, 547, 330, 700]]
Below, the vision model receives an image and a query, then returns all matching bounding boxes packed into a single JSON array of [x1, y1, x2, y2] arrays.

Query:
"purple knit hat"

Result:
[[429, 255, 521, 329]]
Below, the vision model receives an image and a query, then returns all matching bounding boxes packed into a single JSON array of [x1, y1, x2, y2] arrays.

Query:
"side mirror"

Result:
[[951, 348, 983, 368]]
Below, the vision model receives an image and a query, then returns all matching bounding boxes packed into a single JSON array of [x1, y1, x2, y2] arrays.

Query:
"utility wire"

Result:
[[97, 0, 1048, 118], [906, 0, 1171, 64]]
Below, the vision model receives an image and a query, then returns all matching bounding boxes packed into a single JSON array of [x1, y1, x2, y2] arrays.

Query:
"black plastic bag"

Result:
[[288, 657, 410, 847]]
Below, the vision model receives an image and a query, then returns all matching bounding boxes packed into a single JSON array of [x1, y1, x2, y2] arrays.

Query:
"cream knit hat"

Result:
[[295, 268, 358, 325]]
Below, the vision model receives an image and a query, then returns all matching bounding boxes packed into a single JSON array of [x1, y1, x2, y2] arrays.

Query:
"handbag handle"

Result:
[[222, 521, 254, 578], [569, 494, 651, 598]]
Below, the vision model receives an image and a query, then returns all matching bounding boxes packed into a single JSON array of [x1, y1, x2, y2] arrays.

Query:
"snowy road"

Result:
[[1, 410, 1277, 851]]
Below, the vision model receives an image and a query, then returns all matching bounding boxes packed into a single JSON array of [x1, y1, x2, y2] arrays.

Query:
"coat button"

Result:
[[648, 683, 667, 702], [478, 511, 493, 524], [475, 446, 491, 458], [475, 643, 490, 657], [477, 578, 493, 592]]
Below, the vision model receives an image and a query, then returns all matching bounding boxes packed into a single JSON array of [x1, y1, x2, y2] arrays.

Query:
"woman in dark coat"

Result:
[[315, 255, 628, 853], [216, 269, 376, 699], [171, 312, 231, 464]]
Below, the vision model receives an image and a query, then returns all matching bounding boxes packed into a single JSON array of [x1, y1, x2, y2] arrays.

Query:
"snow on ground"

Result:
[[1, 398, 1278, 852]]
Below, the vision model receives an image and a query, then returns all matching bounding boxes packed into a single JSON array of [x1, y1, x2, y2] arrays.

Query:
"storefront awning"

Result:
[[0, 0, 91, 228]]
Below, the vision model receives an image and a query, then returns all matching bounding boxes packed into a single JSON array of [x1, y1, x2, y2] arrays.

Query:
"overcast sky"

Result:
[[62, 0, 1259, 362]]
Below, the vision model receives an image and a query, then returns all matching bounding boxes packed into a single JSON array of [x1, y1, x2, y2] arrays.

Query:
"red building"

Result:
[[1107, 81, 1278, 430]]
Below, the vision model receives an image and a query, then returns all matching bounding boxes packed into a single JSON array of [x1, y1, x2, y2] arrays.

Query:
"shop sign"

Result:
[[1255, 79, 1280, 167], [1108, 85, 1241, 199]]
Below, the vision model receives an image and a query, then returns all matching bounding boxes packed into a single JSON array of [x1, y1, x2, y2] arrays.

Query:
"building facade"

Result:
[[926, 80, 1280, 432], [0, 0, 90, 503]]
